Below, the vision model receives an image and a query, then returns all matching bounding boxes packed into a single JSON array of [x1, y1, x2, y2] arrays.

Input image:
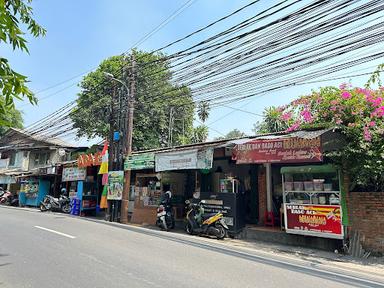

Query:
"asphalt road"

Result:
[[1, 207, 383, 288]]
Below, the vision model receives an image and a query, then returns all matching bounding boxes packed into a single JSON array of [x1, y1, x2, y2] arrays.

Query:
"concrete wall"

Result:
[[348, 191, 384, 253]]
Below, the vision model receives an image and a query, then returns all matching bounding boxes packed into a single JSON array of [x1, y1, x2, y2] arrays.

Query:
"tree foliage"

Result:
[[0, 107, 23, 136], [197, 101, 210, 123], [71, 51, 195, 150], [0, 0, 46, 124], [215, 128, 247, 140], [256, 83, 384, 191], [192, 125, 209, 143]]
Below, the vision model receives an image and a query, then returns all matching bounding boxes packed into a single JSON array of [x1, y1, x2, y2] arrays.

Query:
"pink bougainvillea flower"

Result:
[[351, 111, 358, 115], [369, 121, 376, 127], [300, 109, 313, 122], [341, 91, 352, 100], [363, 126, 372, 142], [330, 106, 337, 111], [373, 106, 384, 117], [287, 122, 300, 132], [280, 112, 292, 121], [372, 97, 383, 107], [339, 83, 347, 90], [330, 100, 339, 105], [335, 119, 342, 125], [348, 123, 356, 127]]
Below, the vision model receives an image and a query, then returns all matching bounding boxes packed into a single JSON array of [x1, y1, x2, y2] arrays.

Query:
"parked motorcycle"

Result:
[[156, 191, 175, 231], [0, 190, 14, 205], [185, 200, 228, 240], [40, 194, 71, 213]]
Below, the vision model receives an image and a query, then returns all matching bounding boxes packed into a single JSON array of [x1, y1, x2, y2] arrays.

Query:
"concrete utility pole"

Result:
[[121, 53, 136, 224]]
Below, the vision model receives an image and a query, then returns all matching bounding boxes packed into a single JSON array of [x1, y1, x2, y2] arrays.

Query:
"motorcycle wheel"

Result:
[[61, 203, 71, 214], [40, 203, 48, 212], [185, 222, 193, 235], [216, 224, 227, 240]]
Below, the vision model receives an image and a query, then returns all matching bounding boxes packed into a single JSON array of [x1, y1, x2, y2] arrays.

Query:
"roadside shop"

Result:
[[126, 143, 250, 234], [232, 129, 347, 243], [62, 154, 101, 216]]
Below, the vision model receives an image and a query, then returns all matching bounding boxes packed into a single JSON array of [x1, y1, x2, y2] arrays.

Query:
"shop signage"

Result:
[[107, 170, 124, 200], [155, 148, 213, 172], [233, 137, 322, 164], [124, 153, 155, 170], [77, 152, 102, 168], [284, 204, 343, 239], [62, 167, 86, 182]]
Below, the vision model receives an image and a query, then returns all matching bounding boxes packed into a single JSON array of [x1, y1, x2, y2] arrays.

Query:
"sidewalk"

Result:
[[2, 205, 384, 279]]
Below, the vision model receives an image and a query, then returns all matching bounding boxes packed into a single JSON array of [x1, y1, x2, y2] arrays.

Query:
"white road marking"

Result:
[[34, 226, 76, 239]]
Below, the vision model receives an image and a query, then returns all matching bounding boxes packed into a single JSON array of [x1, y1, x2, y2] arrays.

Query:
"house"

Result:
[[0, 128, 79, 198]]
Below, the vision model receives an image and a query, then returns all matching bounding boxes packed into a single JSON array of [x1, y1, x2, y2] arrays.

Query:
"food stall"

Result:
[[18, 177, 49, 207], [124, 152, 158, 223], [281, 164, 343, 239], [62, 166, 98, 215]]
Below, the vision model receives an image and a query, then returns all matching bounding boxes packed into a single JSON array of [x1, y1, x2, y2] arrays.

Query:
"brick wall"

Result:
[[258, 166, 267, 225], [348, 191, 384, 253]]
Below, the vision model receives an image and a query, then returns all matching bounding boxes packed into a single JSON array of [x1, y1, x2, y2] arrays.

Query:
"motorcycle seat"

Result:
[[202, 213, 217, 220]]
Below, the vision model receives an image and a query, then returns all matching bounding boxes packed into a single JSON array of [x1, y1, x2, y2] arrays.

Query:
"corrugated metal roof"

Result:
[[131, 128, 335, 155], [1, 128, 77, 148], [252, 128, 333, 140]]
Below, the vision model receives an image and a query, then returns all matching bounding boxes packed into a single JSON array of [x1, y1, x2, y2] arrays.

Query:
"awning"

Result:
[[0, 175, 16, 184]]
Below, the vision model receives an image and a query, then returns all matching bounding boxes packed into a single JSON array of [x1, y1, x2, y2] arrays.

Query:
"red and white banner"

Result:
[[285, 204, 343, 239], [233, 137, 322, 164]]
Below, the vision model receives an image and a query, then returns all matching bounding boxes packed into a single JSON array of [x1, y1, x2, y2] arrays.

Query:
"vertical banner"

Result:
[[107, 171, 124, 200]]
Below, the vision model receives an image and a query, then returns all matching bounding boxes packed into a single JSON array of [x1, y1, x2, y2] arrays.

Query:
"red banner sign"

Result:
[[233, 137, 322, 164], [77, 152, 102, 168], [285, 204, 343, 238]]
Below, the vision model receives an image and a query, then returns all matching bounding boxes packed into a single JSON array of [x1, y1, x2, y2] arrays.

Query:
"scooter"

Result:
[[0, 190, 13, 205], [40, 194, 71, 213], [156, 200, 175, 231], [185, 200, 228, 240]]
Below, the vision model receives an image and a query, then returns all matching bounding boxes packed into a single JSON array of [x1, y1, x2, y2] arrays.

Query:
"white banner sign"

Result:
[[155, 148, 213, 172], [62, 167, 86, 182]]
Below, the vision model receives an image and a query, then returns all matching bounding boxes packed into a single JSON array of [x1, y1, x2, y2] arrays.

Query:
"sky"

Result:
[[3, 0, 384, 145]]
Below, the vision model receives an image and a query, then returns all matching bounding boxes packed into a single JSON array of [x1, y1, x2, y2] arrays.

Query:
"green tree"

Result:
[[192, 125, 209, 143], [71, 51, 195, 150], [252, 107, 289, 134], [0, 0, 46, 124], [214, 128, 247, 140], [197, 101, 210, 122], [256, 84, 384, 191], [0, 108, 23, 136]]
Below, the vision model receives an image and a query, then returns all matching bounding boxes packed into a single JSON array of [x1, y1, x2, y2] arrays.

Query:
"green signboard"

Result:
[[124, 153, 155, 170]]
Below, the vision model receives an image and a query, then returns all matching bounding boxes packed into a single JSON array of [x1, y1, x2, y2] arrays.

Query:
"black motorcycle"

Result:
[[40, 194, 71, 213]]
